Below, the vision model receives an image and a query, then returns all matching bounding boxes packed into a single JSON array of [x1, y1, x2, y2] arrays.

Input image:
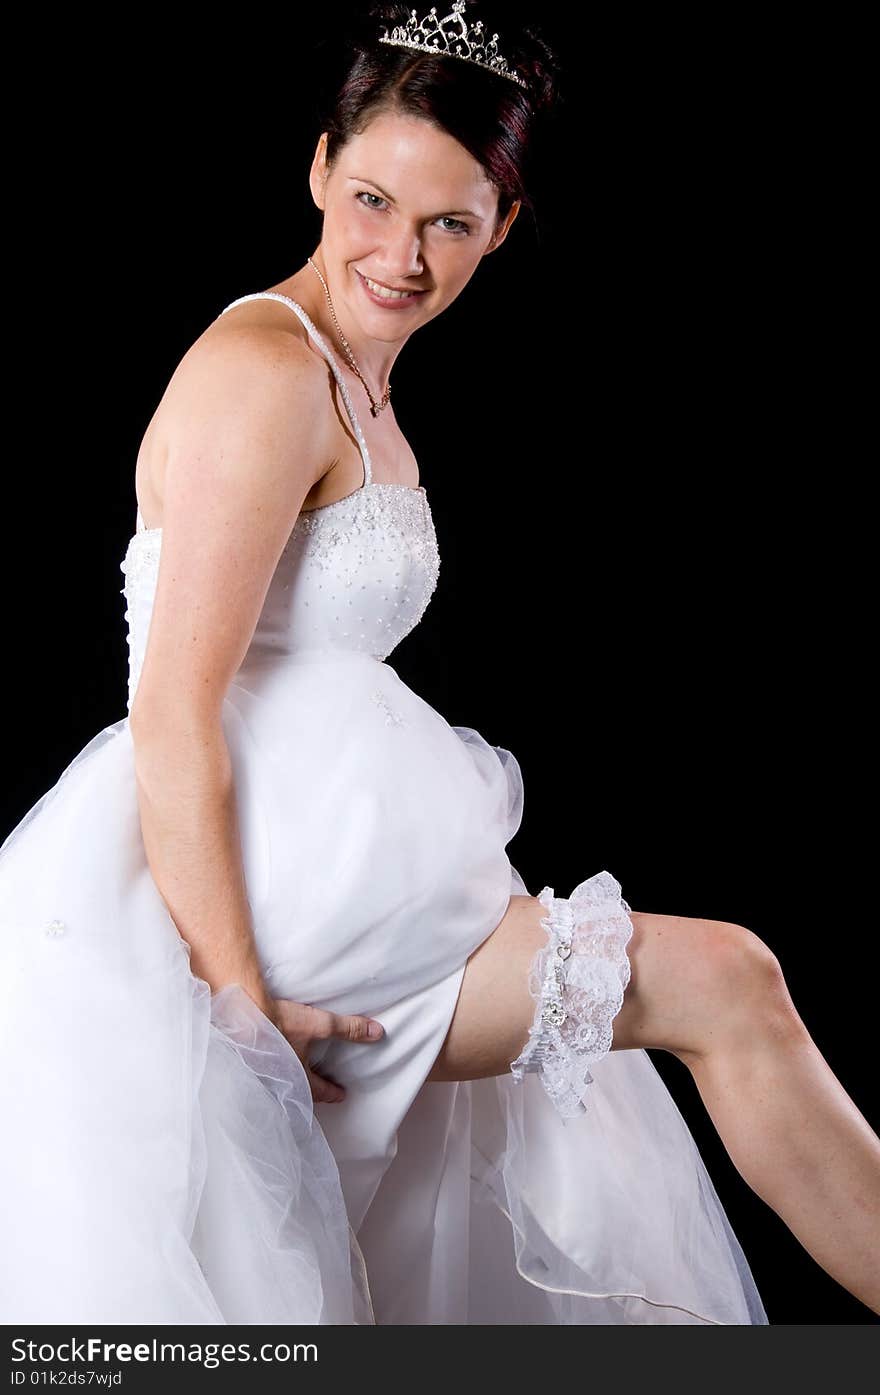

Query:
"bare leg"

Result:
[[616, 910, 880, 1316], [683, 1012, 880, 1314], [429, 896, 880, 1314]]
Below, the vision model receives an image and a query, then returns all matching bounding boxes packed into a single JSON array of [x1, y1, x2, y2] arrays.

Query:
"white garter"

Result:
[[509, 869, 634, 1119]]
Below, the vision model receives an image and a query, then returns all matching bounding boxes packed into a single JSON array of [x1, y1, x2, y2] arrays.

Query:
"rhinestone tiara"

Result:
[[378, 2, 529, 90]]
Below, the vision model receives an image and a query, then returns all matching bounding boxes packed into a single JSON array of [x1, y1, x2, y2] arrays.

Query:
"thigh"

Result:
[[426, 895, 760, 1083]]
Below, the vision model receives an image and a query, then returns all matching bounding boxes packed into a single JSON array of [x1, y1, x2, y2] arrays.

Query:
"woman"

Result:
[[1, 1, 878, 1325]]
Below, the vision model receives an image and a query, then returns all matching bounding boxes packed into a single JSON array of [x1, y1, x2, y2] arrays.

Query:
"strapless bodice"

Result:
[[119, 291, 441, 712]]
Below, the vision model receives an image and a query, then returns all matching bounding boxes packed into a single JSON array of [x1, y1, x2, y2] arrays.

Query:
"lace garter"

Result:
[[509, 869, 635, 1119]]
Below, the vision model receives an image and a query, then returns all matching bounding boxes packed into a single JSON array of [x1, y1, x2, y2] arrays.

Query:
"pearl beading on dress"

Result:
[[509, 870, 635, 1119], [282, 484, 440, 654], [119, 483, 440, 702]]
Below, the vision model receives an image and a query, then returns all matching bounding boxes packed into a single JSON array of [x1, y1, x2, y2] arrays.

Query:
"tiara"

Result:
[[378, 2, 529, 90]]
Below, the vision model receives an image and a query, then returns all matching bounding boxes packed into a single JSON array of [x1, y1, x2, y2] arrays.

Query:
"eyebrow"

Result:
[[349, 176, 485, 222]]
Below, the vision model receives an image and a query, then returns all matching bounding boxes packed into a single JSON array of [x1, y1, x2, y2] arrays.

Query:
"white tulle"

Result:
[[0, 291, 769, 1324]]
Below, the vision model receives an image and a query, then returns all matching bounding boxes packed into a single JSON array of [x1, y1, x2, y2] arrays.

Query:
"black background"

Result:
[[5, 5, 875, 1324]]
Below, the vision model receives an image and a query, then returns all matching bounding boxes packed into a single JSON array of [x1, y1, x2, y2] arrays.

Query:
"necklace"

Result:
[[307, 256, 391, 418]]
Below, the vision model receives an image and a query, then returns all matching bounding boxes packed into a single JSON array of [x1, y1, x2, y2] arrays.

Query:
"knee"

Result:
[[703, 921, 804, 1048]]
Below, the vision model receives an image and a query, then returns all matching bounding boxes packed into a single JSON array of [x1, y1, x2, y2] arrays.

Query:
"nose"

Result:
[[377, 225, 424, 281]]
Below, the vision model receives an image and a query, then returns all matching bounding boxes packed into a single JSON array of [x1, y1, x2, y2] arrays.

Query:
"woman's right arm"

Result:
[[128, 322, 332, 1030]]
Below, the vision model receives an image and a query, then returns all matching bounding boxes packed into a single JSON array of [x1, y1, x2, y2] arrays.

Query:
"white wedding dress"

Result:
[[0, 292, 768, 1325]]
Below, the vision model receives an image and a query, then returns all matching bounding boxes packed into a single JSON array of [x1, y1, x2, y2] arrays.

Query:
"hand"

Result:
[[271, 998, 386, 1104]]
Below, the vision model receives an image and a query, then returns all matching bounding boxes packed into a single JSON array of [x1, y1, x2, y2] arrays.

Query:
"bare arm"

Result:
[[128, 323, 331, 1029], [133, 711, 278, 1018]]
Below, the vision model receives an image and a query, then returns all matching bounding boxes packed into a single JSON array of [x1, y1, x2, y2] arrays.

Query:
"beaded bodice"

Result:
[[119, 293, 441, 712]]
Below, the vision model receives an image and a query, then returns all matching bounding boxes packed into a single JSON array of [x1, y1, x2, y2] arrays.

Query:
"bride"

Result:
[[2, 1, 878, 1324]]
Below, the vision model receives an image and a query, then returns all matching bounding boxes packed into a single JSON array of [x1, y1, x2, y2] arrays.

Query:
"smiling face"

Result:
[[308, 107, 521, 337]]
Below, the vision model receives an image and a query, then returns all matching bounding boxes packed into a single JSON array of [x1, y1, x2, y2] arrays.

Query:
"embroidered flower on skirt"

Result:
[[371, 689, 407, 727]]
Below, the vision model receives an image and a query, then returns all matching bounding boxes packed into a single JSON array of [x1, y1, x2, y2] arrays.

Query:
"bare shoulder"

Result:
[[136, 299, 334, 522], [197, 293, 314, 360], [164, 300, 330, 437]]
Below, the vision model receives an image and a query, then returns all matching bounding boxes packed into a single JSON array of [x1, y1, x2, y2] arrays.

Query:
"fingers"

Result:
[[270, 1002, 386, 1107], [306, 1008, 384, 1043], [307, 1066, 346, 1104], [335, 1013, 385, 1042]]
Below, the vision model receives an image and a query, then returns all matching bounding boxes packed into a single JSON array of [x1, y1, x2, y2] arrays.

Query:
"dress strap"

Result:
[[219, 291, 373, 488]]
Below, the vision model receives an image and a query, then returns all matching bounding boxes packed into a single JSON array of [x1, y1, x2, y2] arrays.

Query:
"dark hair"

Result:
[[316, 2, 564, 238]]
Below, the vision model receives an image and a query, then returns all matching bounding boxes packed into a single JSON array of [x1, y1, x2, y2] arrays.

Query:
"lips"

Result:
[[357, 270, 428, 297]]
